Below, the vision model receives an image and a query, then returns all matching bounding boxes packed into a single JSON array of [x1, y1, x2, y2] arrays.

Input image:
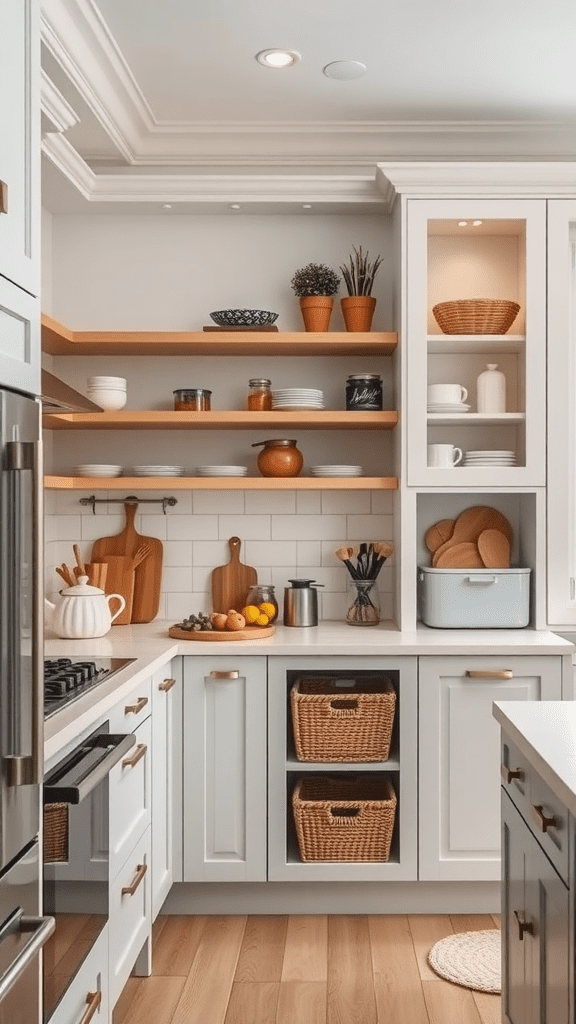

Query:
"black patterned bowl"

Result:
[[209, 309, 279, 327]]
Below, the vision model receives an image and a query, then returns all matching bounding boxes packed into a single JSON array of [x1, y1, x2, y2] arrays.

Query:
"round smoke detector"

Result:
[[322, 60, 367, 80]]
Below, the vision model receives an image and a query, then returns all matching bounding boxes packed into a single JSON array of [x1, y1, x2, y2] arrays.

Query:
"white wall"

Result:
[[44, 211, 397, 623]]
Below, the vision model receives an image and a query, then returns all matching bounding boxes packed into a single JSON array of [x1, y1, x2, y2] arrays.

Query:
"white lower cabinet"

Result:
[[47, 926, 109, 1024], [182, 656, 267, 882], [151, 661, 181, 919], [109, 714, 152, 883], [418, 655, 563, 881], [108, 827, 152, 1009]]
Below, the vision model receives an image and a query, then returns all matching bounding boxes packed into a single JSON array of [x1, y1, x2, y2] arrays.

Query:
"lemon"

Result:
[[259, 601, 276, 619], [242, 604, 260, 624], [255, 612, 270, 626]]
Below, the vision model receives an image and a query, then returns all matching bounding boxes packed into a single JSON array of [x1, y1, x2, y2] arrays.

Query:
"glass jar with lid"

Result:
[[345, 373, 383, 410], [245, 583, 278, 623], [247, 379, 272, 411]]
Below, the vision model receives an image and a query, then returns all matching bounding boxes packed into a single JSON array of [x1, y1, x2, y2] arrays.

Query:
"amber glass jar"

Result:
[[251, 438, 303, 477], [247, 379, 272, 411]]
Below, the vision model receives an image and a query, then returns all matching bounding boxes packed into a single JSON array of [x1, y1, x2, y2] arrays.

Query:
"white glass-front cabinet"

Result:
[[405, 199, 546, 487]]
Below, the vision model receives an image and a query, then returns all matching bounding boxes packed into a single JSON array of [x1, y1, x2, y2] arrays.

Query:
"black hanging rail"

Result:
[[79, 494, 177, 514]]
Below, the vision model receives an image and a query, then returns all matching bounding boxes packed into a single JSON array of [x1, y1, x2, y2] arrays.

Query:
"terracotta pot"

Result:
[[341, 295, 376, 332], [252, 438, 303, 477], [299, 296, 334, 332]]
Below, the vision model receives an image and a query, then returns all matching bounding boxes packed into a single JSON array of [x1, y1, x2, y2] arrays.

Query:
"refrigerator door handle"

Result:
[[2, 439, 43, 787], [0, 910, 55, 1003]]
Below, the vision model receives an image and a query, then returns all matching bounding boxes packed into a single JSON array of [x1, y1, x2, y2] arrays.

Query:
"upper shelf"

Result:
[[41, 314, 398, 357], [427, 334, 525, 355], [42, 410, 398, 430]]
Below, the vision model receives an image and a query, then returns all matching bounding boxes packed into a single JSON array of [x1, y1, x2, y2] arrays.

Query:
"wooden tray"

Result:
[[169, 624, 275, 642]]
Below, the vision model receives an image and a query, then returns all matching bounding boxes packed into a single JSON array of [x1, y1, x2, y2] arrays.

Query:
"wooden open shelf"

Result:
[[45, 476, 398, 491], [41, 314, 398, 357], [43, 410, 398, 431]]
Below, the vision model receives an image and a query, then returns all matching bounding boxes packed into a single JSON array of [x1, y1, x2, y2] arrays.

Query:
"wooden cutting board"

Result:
[[432, 506, 513, 567], [425, 519, 455, 553], [477, 528, 511, 568], [91, 503, 163, 623], [434, 541, 485, 569], [211, 537, 257, 613], [169, 624, 274, 641], [99, 555, 135, 625]]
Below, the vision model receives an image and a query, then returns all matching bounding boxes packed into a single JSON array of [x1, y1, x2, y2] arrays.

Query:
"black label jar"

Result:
[[345, 374, 383, 411]]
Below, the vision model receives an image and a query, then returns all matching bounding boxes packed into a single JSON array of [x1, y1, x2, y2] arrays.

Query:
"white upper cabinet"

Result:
[[405, 199, 547, 487]]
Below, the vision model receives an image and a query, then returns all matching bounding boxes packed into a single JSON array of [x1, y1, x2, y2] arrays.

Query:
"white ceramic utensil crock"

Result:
[[45, 576, 126, 638]]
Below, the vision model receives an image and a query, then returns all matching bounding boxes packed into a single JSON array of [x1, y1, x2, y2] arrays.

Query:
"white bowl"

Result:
[[87, 390, 127, 410], [87, 376, 127, 387]]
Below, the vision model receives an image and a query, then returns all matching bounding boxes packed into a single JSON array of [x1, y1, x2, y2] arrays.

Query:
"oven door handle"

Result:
[[44, 732, 136, 804], [0, 910, 55, 1003]]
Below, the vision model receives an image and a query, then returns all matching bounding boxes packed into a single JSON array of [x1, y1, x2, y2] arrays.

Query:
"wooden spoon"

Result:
[[432, 506, 513, 566], [435, 541, 485, 569], [425, 519, 455, 554], [477, 528, 511, 568]]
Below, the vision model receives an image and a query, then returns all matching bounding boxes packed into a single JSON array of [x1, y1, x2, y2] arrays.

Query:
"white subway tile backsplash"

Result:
[[192, 566, 212, 597], [164, 540, 193, 567], [192, 539, 228, 566], [81, 513, 125, 541], [271, 566, 297, 593], [136, 514, 167, 540], [193, 491, 244, 514], [297, 541, 321, 566], [297, 566, 347, 591], [166, 592, 204, 621], [55, 490, 106, 516], [244, 540, 297, 566], [321, 491, 371, 514], [167, 515, 218, 541], [245, 490, 296, 514], [218, 515, 271, 540], [370, 490, 394, 515], [346, 514, 394, 539], [272, 515, 346, 540], [321, 591, 348, 621], [295, 491, 321, 514], [162, 566, 193, 593], [55, 515, 81, 540]]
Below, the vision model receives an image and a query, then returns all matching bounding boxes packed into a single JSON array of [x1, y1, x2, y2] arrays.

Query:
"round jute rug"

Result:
[[427, 929, 501, 994]]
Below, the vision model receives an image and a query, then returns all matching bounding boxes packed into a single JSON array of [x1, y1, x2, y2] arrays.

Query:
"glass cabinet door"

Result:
[[406, 199, 546, 486]]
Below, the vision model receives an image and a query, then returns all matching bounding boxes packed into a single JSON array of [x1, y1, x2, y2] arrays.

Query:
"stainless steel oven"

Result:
[[42, 723, 135, 1022]]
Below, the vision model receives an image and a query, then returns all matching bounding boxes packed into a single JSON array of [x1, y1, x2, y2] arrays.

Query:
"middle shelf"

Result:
[[42, 410, 398, 430]]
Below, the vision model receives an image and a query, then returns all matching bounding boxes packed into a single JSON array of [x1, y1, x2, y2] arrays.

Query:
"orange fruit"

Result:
[[255, 612, 270, 626], [259, 602, 276, 618], [242, 605, 260, 623]]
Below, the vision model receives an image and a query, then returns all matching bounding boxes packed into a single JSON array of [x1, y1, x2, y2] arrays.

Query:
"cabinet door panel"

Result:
[[151, 663, 180, 919], [502, 791, 529, 1024], [109, 716, 151, 882], [527, 838, 570, 1024]]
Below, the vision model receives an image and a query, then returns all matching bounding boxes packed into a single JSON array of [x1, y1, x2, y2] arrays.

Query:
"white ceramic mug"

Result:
[[427, 443, 463, 468], [427, 383, 468, 405]]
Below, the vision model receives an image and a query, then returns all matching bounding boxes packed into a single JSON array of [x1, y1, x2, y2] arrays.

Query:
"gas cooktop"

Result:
[[43, 657, 136, 719]]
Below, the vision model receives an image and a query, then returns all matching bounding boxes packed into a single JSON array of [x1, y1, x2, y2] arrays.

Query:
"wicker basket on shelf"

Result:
[[43, 802, 69, 862], [292, 774, 397, 862], [432, 299, 520, 335], [290, 676, 396, 762]]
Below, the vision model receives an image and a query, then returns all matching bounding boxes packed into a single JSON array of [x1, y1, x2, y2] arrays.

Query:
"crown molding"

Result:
[[40, 69, 79, 134], [42, 132, 96, 198]]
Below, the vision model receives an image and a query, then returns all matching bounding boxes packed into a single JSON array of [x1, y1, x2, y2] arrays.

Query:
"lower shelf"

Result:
[[44, 475, 398, 490]]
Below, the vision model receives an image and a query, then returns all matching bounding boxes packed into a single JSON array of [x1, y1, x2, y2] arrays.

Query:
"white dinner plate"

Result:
[[427, 404, 471, 412]]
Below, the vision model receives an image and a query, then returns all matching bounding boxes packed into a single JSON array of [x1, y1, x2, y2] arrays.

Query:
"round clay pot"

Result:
[[341, 295, 376, 332], [252, 438, 303, 477], [299, 296, 334, 332]]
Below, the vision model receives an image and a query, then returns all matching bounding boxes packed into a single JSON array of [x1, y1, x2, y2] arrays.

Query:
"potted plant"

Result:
[[339, 246, 383, 331], [291, 262, 340, 332]]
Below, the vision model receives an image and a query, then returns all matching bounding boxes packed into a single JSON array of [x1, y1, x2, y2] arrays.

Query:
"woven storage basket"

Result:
[[292, 775, 396, 862], [432, 299, 520, 335], [43, 802, 68, 863], [290, 676, 396, 762]]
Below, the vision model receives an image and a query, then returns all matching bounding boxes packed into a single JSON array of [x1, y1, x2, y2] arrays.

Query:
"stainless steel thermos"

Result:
[[283, 579, 324, 627]]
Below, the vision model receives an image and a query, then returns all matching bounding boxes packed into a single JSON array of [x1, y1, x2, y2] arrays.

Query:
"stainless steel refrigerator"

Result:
[[0, 387, 53, 1023]]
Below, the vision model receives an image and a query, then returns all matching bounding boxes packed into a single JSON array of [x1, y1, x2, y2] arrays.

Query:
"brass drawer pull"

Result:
[[79, 990, 102, 1024], [122, 743, 147, 769], [501, 764, 524, 784], [158, 677, 176, 692], [209, 670, 239, 679], [125, 696, 148, 714], [531, 804, 558, 833], [513, 910, 533, 940], [465, 670, 513, 679], [0, 181, 7, 215], [121, 862, 147, 896]]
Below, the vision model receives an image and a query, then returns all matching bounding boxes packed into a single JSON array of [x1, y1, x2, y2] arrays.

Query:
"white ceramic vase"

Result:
[[476, 363, 506, 413]]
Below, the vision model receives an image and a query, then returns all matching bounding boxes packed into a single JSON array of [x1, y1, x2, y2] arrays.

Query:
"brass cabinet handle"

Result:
[[158, 677, 176, 692], [531, 804, 558, 833], [465, 670, 513, 679], [125, 696, 148, 714], [79, 991, 102, 1024], [513, 910, 534, 940], [121, 862, 147, 896], [0, 181, 7, 215], [209, 670, 239, 679], [122, 743, 147, 769], [501, 764, 524, 784]]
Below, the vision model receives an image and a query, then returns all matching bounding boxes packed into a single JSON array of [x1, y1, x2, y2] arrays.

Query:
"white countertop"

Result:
[[494, 701, 576, 817]]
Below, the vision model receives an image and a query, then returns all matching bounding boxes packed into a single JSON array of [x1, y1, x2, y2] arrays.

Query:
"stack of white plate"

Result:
[[272, 388, 324, 410], [463, 450, 516, 467], [87, 376, 127, 411], [427, 402, 471, 413], [75, 464, 123, 477], [310, 465, 363, 477], [196, 465, 248, 477], [131, 465, 184, 476]]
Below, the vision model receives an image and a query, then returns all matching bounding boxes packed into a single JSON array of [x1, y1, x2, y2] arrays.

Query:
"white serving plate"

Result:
[[75, 465, 123, 477]]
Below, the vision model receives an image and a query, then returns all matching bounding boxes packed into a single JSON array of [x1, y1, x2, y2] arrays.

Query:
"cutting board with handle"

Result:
[[432, 506, 513, 567], [90, 503, 163, 623], [98, 545, 152, 625], [211, 537, 257, 613]]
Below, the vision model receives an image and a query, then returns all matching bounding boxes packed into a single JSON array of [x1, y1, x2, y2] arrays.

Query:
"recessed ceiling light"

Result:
[[302, 204, 312, 209], [256, 49, 301, 68], [473, 220, 483, 226], [458, 221, 468, 227], [323, 60, 367, 80], [162, 203, 172, 209], [229, 203, 241, 210]]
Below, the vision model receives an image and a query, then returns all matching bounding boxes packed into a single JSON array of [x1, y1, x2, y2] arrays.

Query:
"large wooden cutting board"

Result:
[[432, 506, 513, 567], [90, 503, 163, 623], [211, 537, 257, 613]]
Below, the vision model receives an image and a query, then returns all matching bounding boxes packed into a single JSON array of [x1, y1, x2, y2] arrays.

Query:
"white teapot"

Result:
[[45, 576, 126, 639]]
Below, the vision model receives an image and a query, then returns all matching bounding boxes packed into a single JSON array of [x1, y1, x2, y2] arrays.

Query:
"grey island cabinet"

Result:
[[493, 700, 576, 1024]]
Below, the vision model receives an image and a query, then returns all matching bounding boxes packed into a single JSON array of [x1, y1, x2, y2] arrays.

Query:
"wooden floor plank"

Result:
[[422, 978, 483, 1024], [408, 915, 455, 982], [113, 978, 141, 1024], [234, 915, 288, 982], [450, 914, 498, 933], [276, 981, 327, 1024], [327, 916, 377, 1024], [368, 915, 430, 1024], [224, 982, 279, 1024], [117, 977, 186, 1024], [151, 915, 207, 977], [281, 915, 328, 982], [171, 916, 247, 1024], [472, 991, 502, 1024]]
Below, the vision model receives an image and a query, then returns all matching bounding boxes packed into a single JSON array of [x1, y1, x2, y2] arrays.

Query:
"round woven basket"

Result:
[[432, 299, 520, 335]]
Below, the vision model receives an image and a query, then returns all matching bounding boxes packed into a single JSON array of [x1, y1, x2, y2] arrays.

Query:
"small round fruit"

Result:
[[255, 612, 269, 626], [242, 605, 260, 624], [259, 602, 276, 619], [226, 611, 246, 631], [211, 612, 228, 631]]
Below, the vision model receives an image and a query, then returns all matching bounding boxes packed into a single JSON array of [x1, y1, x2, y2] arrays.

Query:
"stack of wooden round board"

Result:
[[169, 624, 275, 641], [424, 506, 512, 569]]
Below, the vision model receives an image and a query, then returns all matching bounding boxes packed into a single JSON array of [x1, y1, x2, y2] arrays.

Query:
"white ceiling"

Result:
[[41, 0, 576, 213]]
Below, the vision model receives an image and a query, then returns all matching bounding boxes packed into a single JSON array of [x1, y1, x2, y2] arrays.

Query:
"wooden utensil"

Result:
[[169, 624, 275, 642], [72, 543, 86, 579], [432, 506, 513, 567], [91, 502, 163, 623], [211, 537, 257, 613], [434, 541, 485, 569], [425, 519, 455, 553], [477, 528, 511, 568]]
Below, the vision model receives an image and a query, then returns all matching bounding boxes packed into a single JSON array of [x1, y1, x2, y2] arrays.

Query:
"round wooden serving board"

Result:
[[169, 624, 275, 642]]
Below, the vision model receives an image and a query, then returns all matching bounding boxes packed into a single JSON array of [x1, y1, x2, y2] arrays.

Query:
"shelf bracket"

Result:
[[79, 494, 178, 514]]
